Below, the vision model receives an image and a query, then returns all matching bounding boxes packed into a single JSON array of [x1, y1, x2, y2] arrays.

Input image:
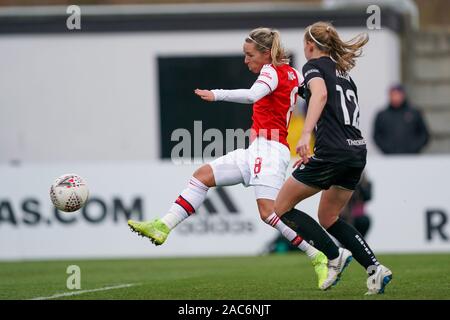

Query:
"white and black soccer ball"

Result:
[[50, 174, 89, 212]]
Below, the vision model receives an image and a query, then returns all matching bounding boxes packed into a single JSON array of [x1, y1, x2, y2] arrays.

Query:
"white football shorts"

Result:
[[209, 137, 290, 200]]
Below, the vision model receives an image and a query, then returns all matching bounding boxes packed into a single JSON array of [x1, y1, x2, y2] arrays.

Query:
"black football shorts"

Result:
[[291, 157, 365, 191]]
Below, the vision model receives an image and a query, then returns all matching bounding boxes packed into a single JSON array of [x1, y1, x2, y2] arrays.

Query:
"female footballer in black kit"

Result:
[[273, 22, 392, 295]]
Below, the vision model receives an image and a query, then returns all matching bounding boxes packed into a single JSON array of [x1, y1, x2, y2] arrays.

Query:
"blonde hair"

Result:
[[246, 27, 289, 66], [305, 21, 369, 74]]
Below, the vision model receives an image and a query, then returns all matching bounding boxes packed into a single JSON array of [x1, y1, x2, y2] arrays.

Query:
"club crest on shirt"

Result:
[[287, 71, 296, 80]]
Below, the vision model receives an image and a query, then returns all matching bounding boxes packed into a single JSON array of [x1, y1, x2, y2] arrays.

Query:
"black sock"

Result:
[[281, 208, 340, 260], [327, 218, 379, 274]]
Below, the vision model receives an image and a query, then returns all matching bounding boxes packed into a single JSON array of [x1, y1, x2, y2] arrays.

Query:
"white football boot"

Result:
[[320, 248, 353, 290], [365, 264, 393, 295]]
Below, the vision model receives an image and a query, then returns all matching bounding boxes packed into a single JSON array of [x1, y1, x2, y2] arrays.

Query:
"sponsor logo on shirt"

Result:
[[260, 72, 272, 80], [346, 138, 366, 146]]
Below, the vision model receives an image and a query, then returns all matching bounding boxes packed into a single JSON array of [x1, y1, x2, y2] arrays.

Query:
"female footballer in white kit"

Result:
[[129, 27, 342, 289]]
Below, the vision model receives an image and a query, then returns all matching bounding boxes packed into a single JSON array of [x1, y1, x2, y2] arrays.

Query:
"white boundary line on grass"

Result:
[[29, 283, 138, 300]]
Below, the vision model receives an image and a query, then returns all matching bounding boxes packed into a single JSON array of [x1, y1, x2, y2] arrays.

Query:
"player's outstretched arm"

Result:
[[194, 81, 272, 104]]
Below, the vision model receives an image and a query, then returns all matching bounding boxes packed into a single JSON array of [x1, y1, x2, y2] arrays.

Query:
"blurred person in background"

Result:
[[340, 171, 372, 238], [373, 84, 429, 154], [128, 27, 340, 290]]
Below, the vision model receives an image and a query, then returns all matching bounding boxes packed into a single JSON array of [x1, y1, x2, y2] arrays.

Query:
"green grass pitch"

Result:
[[1, 253, 449, 300]]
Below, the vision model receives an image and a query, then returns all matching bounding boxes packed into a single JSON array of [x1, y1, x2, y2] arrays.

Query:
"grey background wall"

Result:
[[0, 28, 400, 163]]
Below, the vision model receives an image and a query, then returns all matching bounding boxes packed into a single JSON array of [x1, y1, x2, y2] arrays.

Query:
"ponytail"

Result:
[[246, 27, 290, 66], [305, 21, 368, 74]]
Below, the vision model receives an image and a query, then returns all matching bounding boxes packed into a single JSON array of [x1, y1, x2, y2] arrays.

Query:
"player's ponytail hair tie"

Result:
[[247, 36, 270, 50], [308, 26, 328, 48]]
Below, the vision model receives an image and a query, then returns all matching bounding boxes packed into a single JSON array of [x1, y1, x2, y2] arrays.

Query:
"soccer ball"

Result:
[[50, 174, 89, 212]]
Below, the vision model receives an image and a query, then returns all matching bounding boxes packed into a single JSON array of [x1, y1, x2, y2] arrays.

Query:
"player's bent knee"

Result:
[[257, 199, 274, 221], [193, 165, 216, 187], [318, 213, 338, 229], [273, 201, 292, 217], [259, 210, 272, 221]]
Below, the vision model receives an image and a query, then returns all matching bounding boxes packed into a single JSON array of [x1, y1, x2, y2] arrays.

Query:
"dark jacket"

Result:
[[373, 101, 429, 154]]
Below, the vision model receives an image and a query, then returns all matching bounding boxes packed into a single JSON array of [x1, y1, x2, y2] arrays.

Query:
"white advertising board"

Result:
[[1, 156, 449, 260]]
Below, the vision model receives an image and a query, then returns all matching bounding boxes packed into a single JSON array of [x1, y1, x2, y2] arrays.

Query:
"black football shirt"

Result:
[[300, 56, 367, 166]]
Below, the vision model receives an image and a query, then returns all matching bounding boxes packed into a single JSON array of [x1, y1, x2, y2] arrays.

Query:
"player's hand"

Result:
[[296, 133, 311, 164], [195, 89, 215, 102], [292, 156, 312, 168], [292, 158, 304, 168]]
